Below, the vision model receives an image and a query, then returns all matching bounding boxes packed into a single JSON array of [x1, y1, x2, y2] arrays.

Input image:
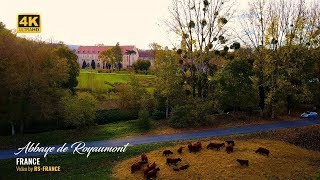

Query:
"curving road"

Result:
[[0, 118, 319, 160]]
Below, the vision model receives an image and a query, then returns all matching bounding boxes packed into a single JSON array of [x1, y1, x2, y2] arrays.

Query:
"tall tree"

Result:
[[99, 43, 123, 71], [240, 0, 320, 117], [167, 0, 237, 98], [239, 0, 269, 116], [113, 42, 123, 71], [54, 46, 80, 94], [216, 58, 258, 111], [125, 50, 136, 69], [0, 24, 69, 134], [155, 49, 183, 118]]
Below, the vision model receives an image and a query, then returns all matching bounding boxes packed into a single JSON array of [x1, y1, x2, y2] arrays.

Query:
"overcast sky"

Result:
[[0, 0, 249, 49]]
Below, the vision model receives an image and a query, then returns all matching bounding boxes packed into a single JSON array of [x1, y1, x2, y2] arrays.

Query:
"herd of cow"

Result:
[[130, 140, 270, 179]]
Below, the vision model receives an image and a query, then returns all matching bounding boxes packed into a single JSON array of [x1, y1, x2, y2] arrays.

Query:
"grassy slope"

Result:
[[113, 139, 320, 179], [77, 70, 155, 93], [0, 120, 144, 149], [0, 142, 175, 180], [0, 126, 319, 179]]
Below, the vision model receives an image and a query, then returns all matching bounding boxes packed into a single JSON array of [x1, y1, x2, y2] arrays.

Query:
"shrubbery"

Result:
[[132, 59, 151, 73], [95, 109, 139, 124], [137, 108, 152, 131], [60, 92, 97, 127], [169, 99, 214, 128]]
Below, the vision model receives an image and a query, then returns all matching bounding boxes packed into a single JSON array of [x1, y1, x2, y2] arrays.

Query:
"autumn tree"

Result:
[[0, 24, 69, 134], [216, 58, 258, 111], [240, 0, 320, 117], [132, 60, 151, 73], [154, 49, 184, 118], [167, 0, 237, 98], [99, 43, 123, 71], [125, 50, 136, 69], [55, 45, 80, 94]]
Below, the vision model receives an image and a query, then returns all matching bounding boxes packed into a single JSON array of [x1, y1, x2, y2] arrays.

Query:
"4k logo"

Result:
[[17, 14, 41, 33]]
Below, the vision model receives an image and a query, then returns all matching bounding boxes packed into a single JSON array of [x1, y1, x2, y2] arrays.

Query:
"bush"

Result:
[[60, 92, 97, 127], [132, 60, 151, 73], [169, 105, 193, 128], [151, 109, 166, 120], [95, 109, 139, 124], [169, 99, 214, 128], [137, 108, 152, 131]]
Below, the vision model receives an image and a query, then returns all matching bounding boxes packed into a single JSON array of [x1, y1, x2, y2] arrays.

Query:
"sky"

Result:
[[0, 0, 249, 49]]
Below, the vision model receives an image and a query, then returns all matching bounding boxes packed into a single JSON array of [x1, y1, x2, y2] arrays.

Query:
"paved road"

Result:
[[0, 118, 319, 160]]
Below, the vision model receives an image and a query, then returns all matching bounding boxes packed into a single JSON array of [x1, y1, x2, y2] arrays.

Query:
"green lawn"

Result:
[[77, 70, 155, 93]]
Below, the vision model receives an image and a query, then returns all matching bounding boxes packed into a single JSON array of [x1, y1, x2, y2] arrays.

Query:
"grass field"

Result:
[[0, 120, 146, 149], [77, 70, 155, 93], [0, 116, 309, 150], [113, 139, 320, 179], [1, 126, 319, 179], [0, 142, 175, 179]]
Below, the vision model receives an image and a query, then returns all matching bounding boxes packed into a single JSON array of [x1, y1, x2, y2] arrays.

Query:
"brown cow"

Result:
[[207, 143, 225, 150], [146, 167, 160, 179], [163, 150, 174, 156], [131, 162, 143, 173], [226, 144, 234, 154], [177, 146, 184, 154], [195, 142, 202, 149], [179, 164, 190, 170], [255, 147, 270, 156], [143, 162, 156, 176], [236, 159, 249, 166], [141, 153, 148, 163], [188, 142, 202, 153], [226, 140, 235, 146], [173, 167, 180, 171], [166, 158, 182, 166]]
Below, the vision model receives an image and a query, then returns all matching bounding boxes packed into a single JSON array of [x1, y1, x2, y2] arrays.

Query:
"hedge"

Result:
[[95, 109, 139, 124]]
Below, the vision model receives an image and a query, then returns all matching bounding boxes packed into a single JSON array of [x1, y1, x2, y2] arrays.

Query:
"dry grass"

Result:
[[113, 139, 320, 179]]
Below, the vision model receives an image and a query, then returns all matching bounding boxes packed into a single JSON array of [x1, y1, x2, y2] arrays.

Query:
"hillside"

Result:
[[113, 139, 320, 179]]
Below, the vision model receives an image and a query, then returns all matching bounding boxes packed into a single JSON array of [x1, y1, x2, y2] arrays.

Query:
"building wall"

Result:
[[76, 46, 139, 69]]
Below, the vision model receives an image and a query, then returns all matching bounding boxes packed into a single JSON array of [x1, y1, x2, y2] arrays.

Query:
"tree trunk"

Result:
[[165, 97, 169, 119], [271, 105, 275, 119], [10, 122, 15, 136], [19, 118, 24, 134]]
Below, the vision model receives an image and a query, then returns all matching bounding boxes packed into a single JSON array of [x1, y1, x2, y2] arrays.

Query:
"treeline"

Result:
[[147, 0, 320, 128], [0, 23, 97, 135]]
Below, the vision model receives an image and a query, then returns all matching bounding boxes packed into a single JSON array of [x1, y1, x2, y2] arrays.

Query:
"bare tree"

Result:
[[166, 0, 237, 98], [239, 0, 320, 118]]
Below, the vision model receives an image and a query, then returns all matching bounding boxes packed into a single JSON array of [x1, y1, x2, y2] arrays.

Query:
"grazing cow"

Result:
[[131, 162, 143, 173], [146, 167, 160, 179], [255, 147, 270, 156], [166, 158, 182, 166], [177, 146, 184, 154], [188, 143, 193, 152], [236, 159, 249, 166], [226, 145, 234, 154], [195, 142, 202, 149], [207, 143, 225, 150], [173, 167, 180, 171], [226, 140, 235, 146], [179, 164, 190, 170], [143, 162, 156, 175], [141, 153, 148, 163], [163, 150, 174, 156], [188, 142, 202, 153]]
